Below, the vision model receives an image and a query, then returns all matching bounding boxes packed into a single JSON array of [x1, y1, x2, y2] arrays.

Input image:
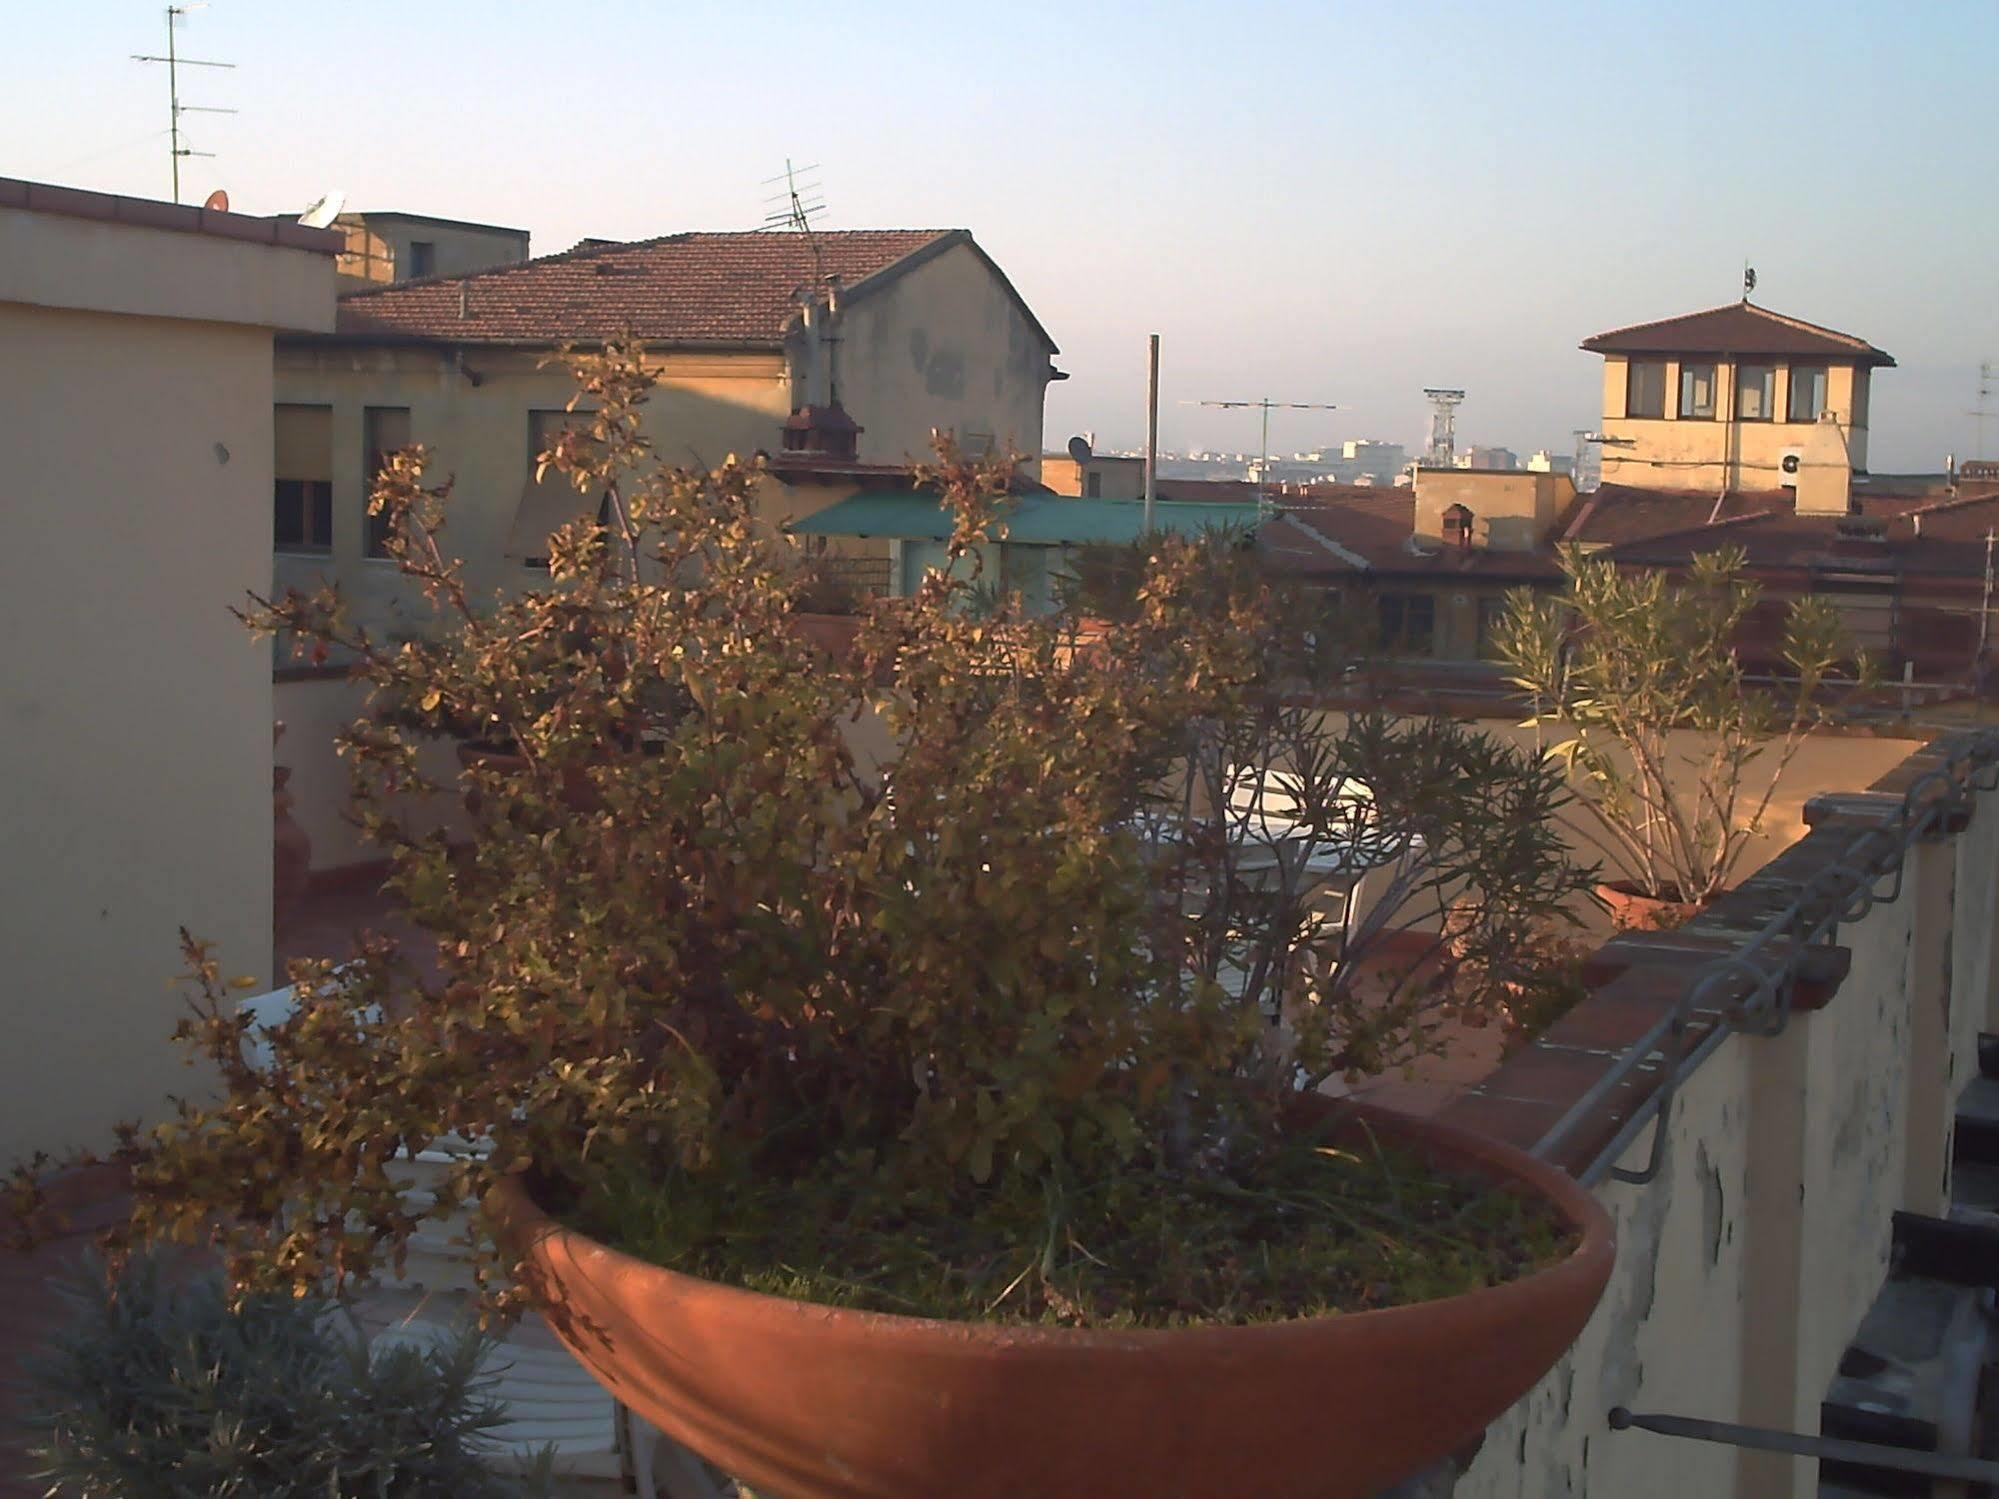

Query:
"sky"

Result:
[[9, 1, 1998, 472]]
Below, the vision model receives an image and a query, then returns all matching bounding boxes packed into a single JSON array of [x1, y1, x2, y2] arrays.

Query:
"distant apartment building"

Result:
[[1454, 445, 1518, 471], [272, 227, 1060, 644], [331, 211, 530, 290], [1584, 299, 1893, 493], [1525, 449, 1573, 476]]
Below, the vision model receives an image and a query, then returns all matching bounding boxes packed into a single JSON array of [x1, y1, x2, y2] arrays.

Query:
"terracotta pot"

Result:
[[489, 1103, 1615, 1499], [1596, 879, 1702, 932], [455, 741, 602, 816], [272, 763, 312, 927], [790, 611, 864, 662]]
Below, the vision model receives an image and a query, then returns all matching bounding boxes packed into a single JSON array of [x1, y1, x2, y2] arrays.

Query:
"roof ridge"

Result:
[[1737, 301, 1873, 351], [338, 229, 697, 299], [1583, 300, 1753, 345], [338, 226, 959, 302], [1603, 502, 1788, 552]]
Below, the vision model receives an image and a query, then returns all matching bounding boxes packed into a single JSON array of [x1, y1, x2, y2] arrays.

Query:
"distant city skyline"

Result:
[[9, 1, 1996, 474]]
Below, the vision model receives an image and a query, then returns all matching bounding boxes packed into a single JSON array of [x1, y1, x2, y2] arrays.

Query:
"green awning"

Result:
[[790, 490, 1257, 547]]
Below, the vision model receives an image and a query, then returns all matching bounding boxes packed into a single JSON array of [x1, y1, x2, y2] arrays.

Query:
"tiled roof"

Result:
[[1562, 483, 1792, 547], [1592, 484, 1999, 577], [1580, 301, 1895, 367], [331, 229, 1016, 347], [1268, 494, 1565, 581]]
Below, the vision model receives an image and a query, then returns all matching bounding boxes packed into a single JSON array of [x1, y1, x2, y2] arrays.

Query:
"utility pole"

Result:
[[1971, 361, 1994, 463], [1143, 334, 1160, 534], [133, 6, 235, 203], [1184, 396, 1338, 514]]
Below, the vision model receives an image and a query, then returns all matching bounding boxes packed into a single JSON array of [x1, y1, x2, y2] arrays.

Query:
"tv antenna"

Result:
[[132, 5, 236, 203], [763, 159, 827, 279], [1183, 396, 1338, 514], [1422, 388, 1466, 467], [1972, 360, 1994, 462]]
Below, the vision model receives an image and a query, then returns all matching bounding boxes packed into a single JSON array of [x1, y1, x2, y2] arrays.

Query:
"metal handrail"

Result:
[[1530, 730, 1999, 1189]]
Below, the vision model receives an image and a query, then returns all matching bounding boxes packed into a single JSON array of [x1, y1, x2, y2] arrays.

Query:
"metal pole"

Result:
[[1144, 333, 1159, 534], [166, 6, 179, 202], [1609, 1408, 1999, 1483]]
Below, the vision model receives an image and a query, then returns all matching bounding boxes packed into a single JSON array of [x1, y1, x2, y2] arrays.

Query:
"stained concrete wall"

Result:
[[1457, 757, 1999, 1499], [0, 207, 333, 1159], [834, 239, 1052, 473]]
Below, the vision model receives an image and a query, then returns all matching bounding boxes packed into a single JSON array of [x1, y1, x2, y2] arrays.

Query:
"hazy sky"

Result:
[[10, 1, 1998, 471]]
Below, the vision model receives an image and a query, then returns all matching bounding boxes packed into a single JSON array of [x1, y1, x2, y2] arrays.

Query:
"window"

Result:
[[1625, 360, 1667, 419], [1788, 364, 1829, 423], [509, 409, 603, 567], [1737, 364, 1775, 421], [362, 406, 410, 559], [408, 240, 435, 278], [273, 404, 333, 554], [1476, 595, 1512, 660], [1679, 362, 1717, 419], [1377, 592, 1435, 657]]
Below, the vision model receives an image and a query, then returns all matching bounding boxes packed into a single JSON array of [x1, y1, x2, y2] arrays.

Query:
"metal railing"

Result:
[[1530, 730, 1999, 1189]]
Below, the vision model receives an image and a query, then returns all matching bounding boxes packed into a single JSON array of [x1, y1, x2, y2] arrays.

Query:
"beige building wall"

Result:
[[1461, 757, 1999, 1498], [833, 240, 1052, 475], [1412, 468, 1575, 551], [272, 344, 793, 643], [333, 214, 529, 289], [1041, 453, 1144, 498], [0, 205, 334, 1159], [1597, 353, 1873, 490]]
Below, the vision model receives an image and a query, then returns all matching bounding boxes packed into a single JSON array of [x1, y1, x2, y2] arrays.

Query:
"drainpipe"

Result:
[[1144, 333, 1159, 534]]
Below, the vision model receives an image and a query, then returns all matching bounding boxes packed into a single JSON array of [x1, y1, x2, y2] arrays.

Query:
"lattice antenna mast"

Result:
[[1183, 396, 1339, 515], [1423, 388, 1466, 467], [1971, 361, 1994, 463], [762, 159, 828, 284], [132, 5, 236, 203]]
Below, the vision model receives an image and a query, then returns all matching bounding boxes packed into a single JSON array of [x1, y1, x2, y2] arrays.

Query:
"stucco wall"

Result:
[[834, 241, 1051, 473], [1458, 761, 1999, 1499], [271, 344, 792, 644], [0, 294, 300, 1157], [1597, 353, 1872, 489]]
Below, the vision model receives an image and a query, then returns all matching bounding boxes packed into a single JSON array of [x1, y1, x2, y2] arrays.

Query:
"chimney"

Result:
[[458, 282, 470, 320], [1792, 411, 1854, 517]]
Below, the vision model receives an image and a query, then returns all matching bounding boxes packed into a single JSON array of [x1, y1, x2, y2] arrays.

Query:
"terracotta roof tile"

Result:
[[1580, 301, 1895, 367], [1267, 494, 1564, 580], [332, 229, 963, 346]]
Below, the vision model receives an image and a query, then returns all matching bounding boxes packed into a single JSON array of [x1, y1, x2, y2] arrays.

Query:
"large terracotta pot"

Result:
[[790, 611, 864, 662], [489, 1103, 1614, 1499], [1596, 879, 1702, 932], [456, 741, 602, 816]]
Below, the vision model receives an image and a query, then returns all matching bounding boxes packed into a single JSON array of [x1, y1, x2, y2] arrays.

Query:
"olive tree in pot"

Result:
[[1492, 544, 1868, 929], [47, 343, 1610, 1499]]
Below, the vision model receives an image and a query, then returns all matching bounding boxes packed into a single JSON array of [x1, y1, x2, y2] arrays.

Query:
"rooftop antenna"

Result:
[[1971, 360, 1994, 463], [1182, 395, 1338, 516], [132, 4, 236, 203], [1422, 388, 1466, 467], [763, 158, 828, 281]]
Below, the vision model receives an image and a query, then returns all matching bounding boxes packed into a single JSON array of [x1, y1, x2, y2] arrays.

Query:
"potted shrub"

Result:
[[25, 1252, 553, 1497], [787, 550, 872, 661], [1492, 544, 1868, 928], [47, 342, 1612, 1499]]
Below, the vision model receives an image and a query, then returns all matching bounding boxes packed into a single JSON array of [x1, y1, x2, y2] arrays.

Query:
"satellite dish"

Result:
[[202, 188, 229, 213], [1066, 435, 1093, 466], [297, 189, 346, 230]]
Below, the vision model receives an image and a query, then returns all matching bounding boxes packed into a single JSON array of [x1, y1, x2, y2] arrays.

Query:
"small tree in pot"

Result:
[[28, 343, 1608, 1499], [1492, 544, 1867, 924]]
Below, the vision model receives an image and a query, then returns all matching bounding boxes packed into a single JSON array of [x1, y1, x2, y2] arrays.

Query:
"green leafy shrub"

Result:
[[1493, 544, 1870, 905], [38, 341, 1588, 1329], [25, 1254, 552, 1498]]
